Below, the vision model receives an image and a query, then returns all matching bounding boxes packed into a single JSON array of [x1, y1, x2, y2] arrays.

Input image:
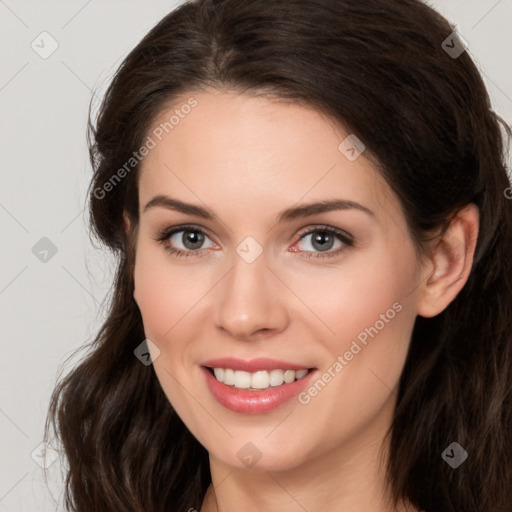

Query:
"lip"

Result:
[[201, 357, 312, 372], [201, 365, 318, 415]]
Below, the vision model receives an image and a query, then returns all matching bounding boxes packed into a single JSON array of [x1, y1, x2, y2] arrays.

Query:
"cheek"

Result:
[[301, 244, 419, 407], [133, 245, 209, 340], [299, 245, 416, 349], [134, 252, 173, 338], [296, 255, 417, 446], [132, 250, 199, 408]]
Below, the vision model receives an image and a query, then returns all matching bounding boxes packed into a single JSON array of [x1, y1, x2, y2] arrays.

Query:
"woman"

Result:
[[44, 0, 512, 510]]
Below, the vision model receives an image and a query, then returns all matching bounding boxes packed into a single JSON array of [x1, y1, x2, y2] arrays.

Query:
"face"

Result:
[[130, 88, 425, 472]]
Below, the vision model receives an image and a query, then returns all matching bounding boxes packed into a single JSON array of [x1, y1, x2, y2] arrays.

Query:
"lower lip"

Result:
[[201, 366, 318, 414]]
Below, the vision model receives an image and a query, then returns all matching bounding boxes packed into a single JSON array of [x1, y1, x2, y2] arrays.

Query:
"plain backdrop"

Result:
[[1, 1, 511, 510]]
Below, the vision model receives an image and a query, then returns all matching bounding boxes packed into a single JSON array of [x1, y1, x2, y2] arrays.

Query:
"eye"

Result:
[[153, 225, 215, 259], [292, 226, 354, 260]]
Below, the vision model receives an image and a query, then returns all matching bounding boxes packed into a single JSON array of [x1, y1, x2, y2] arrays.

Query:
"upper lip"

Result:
[[201, 357, 314, 372]]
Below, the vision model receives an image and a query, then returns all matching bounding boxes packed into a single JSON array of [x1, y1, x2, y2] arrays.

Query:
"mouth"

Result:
[[203, 366, 315, 391], [201, 363, 319, 414]]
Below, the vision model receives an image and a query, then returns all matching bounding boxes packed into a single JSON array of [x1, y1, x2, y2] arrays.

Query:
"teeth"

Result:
[[212, 367, 310, 390]]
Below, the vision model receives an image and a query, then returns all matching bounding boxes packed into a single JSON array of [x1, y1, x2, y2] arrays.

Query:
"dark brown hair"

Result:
[[44, 0, 512, 510]]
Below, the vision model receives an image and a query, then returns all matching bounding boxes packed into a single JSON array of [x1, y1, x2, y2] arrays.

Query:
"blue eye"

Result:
[[153, 224, 354, 260]]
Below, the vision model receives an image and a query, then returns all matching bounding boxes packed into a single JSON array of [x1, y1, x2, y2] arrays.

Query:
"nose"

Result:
[[214, 247, 289, 341]]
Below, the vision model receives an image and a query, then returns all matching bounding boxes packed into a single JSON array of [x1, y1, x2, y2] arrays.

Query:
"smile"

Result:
[[200, 363, 318, 414], [208, 367, 310, 390]]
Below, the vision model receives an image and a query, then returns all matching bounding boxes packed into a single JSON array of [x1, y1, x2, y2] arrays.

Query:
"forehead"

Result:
[[137, 89, 402, 226]]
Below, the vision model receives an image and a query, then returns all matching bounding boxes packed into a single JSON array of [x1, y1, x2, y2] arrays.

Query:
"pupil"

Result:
[[313, 232, 332, 251], [184, 230, 203, 249]]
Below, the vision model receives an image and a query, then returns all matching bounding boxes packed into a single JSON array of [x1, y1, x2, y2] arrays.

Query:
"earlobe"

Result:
[[416, 204, 479, 318]]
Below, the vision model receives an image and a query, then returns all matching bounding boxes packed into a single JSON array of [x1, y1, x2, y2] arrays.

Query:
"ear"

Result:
[[416, 203, 479, 318]]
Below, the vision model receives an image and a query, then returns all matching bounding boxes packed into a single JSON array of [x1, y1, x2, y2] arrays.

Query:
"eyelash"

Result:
[[153, 224, 354, 261]]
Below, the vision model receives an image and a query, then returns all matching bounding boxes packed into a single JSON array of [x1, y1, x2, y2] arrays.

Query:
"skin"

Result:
[[125, 88, 479, 512]]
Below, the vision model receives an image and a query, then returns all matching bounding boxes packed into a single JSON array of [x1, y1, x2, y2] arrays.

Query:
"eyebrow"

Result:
[[143, 195, 375, 222]]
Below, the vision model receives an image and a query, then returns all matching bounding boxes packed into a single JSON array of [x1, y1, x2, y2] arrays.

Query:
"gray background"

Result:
[[1, 1, 511, 510]]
